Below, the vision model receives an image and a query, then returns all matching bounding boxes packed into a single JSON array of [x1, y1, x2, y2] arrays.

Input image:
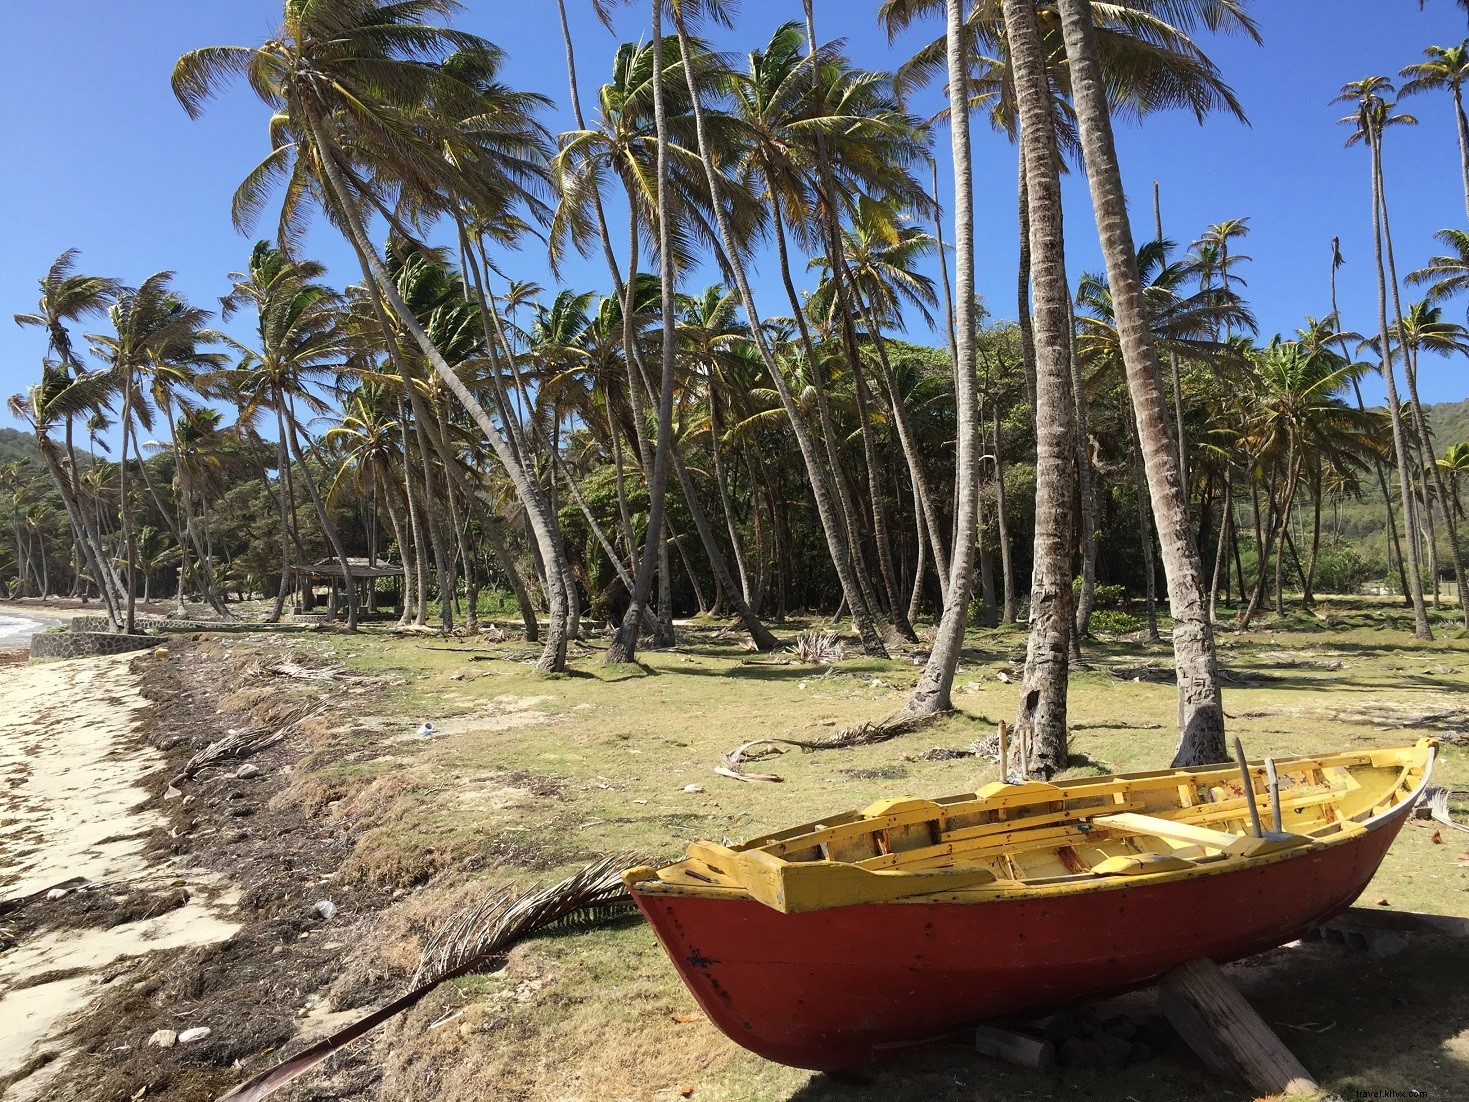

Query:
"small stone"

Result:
[[682, 784, 704, 794], [46, 888, 69, 901], [235, 763, 261, 780], [313, 900, 337, 920], [227, 805, 255, 818], [177, 1027, 211, 1045], [147, 1029, 178, 1049]]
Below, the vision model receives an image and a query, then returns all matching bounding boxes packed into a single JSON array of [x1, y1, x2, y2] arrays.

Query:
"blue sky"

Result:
[[3, 0, 1469, 437]]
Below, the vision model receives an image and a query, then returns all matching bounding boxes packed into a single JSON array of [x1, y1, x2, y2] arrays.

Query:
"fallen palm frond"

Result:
[[794, 629, 845, 665], [411, 853, 638, 986], [244, 656, 374, 684], [1426, 787, 1469, 834], [171, 701, 324, 785], [215, 855, 644, 1102]]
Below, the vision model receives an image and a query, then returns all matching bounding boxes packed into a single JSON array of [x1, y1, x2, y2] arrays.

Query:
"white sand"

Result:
[[0, 651, 240, 1092]]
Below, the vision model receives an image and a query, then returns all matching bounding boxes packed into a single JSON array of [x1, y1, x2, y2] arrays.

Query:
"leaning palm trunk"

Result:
[[303, 107, 569, 670], [37, 440, 122, 626], [769, 206, 889, 637], [670, 8, 886, 658], [900, 0, 985, 719], [1002, 0, 1076, 777], [1056, 0, 1225, 765], [859, 295, 950, 603]]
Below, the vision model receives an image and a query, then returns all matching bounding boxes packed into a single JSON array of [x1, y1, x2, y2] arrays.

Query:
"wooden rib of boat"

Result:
[[625, 742, 1435, 1071]]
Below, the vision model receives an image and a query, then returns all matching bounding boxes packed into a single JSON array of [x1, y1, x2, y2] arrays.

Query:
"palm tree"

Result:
[[1055, 0, 1235, 766], [1408, 228, 1469, 310], [7, 365, 123, 621], [996, 0, 1077, 775], [717, 21, 898, 652], [173, 0, 573, 671], [1440, 440, 1469, 519], [666, 8, 890, 657], [13, 251, 126, 615], [809, 194, 953, 608], [894, 0, 984, 721], [222, 243, 360, 630], [88, 273, 222, 633], [1393, 300, 1469, 621], [1400, 41, 1469, 219], [1237, 337, 1385, 626], [1336, 75, 1433, 638]]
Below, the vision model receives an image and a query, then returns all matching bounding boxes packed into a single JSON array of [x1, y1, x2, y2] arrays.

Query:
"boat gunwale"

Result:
[[628, 742, 1436, 908]]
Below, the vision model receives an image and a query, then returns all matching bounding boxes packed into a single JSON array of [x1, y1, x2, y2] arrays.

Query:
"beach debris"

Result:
[[178, 1027, 212, 1044], [682, 784, 705, 794], [417, 722, 437, 738], [172, 701, 324, 785], [152, 646, 169, 659], [46, 887, 70, 901], [235, 763, 262, 780], [147, 1029, 178, 1049], [713, 765, 782, 783], [794, 629, 845, 665], [716, 720, 930, 783], [313, 900, 337, 920], [481, 622, 506, 643]]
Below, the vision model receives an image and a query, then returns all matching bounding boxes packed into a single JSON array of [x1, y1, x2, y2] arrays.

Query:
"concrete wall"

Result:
[[31, 630, 158, 660]]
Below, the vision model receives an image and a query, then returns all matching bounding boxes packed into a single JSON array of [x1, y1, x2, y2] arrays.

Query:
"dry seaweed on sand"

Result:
[[213, 856, 644, 1102]]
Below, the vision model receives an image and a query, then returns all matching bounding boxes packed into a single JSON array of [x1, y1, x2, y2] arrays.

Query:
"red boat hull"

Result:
[[631, 800, 1411, 1070]]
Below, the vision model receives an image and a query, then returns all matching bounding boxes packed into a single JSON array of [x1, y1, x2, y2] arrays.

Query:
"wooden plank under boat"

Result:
[[625, 741, 1435, 1071]]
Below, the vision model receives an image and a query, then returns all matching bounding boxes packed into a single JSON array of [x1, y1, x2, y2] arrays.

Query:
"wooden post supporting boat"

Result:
[[997, 720, 1009, 782], [1158, 958, 1317, 1097]]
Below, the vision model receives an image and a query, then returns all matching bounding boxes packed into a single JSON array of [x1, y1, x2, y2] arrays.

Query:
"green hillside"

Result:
[[0, 427, 40, 467], [1428, 397, 1469, 450]]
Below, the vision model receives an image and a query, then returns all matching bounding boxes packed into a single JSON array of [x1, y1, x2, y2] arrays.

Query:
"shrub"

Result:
[[1313, 545, 1371, 595]]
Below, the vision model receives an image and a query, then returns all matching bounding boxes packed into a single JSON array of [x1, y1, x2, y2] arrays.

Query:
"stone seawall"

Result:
[[31, 631, 158, 660], [69, 616, 320, 634]]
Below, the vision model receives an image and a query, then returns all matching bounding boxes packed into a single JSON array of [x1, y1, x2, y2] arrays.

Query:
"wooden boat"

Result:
[[625, 742, 1434, 1070]]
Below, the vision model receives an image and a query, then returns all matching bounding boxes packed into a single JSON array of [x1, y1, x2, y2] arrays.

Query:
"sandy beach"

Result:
[[0, 648, 239, 1099]]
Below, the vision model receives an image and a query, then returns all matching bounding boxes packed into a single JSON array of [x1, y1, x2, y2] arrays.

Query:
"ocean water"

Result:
[[0, 614, 47, 646]]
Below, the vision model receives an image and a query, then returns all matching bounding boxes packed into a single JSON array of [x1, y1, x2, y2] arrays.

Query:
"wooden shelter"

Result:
[[290, 557, 403, 617]]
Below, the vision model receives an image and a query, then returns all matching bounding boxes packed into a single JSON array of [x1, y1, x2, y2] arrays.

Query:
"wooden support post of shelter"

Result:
[[1157, 957, 1317, 1097]]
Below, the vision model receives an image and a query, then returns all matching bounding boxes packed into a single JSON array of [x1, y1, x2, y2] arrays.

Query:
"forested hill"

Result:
[[1428, 397, 1469, 449], [0, 428, 42, 467]]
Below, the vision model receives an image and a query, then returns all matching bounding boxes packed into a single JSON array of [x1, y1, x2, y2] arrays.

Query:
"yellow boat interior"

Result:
[[626, 742, 1435, 914]]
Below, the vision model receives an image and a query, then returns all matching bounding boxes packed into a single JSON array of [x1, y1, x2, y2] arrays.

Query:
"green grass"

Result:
[[265, 604, 1469, 1102]]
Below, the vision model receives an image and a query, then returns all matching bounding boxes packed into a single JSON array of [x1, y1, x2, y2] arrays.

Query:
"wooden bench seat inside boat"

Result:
[[1092, 812, 1313, 857]]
